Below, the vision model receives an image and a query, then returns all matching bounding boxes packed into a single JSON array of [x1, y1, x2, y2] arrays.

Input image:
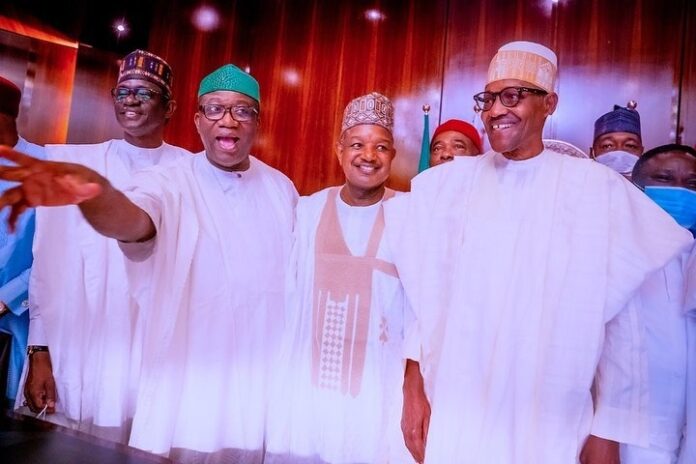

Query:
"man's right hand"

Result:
[[0, 146, 104, 231], [24, 351, 57, 414], [402, 359, 431, 463]]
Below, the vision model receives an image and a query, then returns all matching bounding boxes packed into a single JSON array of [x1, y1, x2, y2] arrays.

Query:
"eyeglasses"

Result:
[[111, 87, 165, 103], [473, 87, 547, 112], [198, 104, 259, 122]]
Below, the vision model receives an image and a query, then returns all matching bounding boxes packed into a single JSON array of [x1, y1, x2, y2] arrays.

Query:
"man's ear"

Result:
[[165, 99, 177, 120], [335, 140, 344, 164], [544, 93, 559, 116], [589, 146, 595, 159], [193, 111, 201, 133]]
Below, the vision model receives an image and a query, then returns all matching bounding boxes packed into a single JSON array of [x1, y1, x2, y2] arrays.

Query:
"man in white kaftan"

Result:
[[121, 148, 295, 462], [680, 243, 696, 464], [620, 144, 696, 463], [265, 93, 410, 464], [16, 49, 190, 443], [387, 41, 693, 464], [0, 63, 296, 463]]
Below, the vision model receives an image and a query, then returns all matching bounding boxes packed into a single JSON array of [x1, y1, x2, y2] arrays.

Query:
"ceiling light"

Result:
[[364, 9, 386, 22], [192, 5, 221, 32]]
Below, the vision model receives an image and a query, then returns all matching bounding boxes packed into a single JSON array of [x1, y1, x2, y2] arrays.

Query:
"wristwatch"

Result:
[[27, 345, 50, 357]]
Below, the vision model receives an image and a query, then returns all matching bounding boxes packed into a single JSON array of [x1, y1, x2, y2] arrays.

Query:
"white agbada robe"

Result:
[[680, 243, 696, 464], [621, 252, 689, 464], [265, 187, 411, 464], [17, 140, 190, 442], [119, 154, 297, 462], [384, 150, 693, 463]]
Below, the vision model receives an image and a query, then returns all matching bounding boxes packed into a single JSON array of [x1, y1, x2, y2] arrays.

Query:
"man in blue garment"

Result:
[[0, 75, 44, 407]]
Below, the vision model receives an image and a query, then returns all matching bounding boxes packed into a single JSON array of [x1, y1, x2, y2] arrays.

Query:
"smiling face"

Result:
[[633, 150, 696, 191], [481, 78, 557, 160], [336, 124, 396, 206], [194, 90, 259, 172], [591, 131, 644, 157], [113, 78, 175, 148]]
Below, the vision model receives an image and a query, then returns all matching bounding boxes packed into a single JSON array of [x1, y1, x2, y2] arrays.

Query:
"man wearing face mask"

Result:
[[632, 144, 696, 232], [619, 144, 696, 463], [591, 103, 643, 179]]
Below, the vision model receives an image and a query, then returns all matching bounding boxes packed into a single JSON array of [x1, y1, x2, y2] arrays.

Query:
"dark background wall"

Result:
[[1, 0, 694, 193]]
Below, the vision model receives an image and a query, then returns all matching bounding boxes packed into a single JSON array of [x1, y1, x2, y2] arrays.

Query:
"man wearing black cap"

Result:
[[15, 49, 190, 443], [591, 104, 644, 179], [0, 75, 44, 408]]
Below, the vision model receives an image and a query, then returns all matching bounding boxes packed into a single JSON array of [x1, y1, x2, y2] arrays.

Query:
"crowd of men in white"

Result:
[[0, 41, 695, 464]]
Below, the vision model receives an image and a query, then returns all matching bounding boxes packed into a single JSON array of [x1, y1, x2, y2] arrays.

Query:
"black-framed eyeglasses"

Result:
[[198, 104, 259, 122], [473, 87, 547, 112], [111, 87, 165, 103]]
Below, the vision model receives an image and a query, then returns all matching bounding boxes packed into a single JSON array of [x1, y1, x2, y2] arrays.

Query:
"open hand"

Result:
[[0, 145, 103, 230]]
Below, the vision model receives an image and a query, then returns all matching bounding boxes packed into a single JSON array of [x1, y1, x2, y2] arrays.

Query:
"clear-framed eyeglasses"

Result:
[[198, 104, 259, 122], [111, 87, 165, 103], [473, 86, 547, 112]]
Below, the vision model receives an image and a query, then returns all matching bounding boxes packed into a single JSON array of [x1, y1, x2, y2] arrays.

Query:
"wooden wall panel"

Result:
[[0, 29, 76, 145], [554, 0, 686, 153], [66, 47, 123, 143], [149, 0, 448, 193], [440, 0, 556, 152], [6, 0, 693, 188], [148, 0, 251, 156], [28, 39, 77, 144], [679, 0, 695, 146], [441, 0, 690, 155]]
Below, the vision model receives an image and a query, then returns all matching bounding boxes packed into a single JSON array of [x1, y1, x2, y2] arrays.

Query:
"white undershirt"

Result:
[[335, 194, 381, 256]]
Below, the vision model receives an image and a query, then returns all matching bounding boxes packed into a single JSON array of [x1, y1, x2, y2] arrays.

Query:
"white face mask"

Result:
[[594, 150, 639, 175]]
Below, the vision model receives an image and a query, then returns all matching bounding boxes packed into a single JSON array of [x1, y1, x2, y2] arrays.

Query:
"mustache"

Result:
[[487, 114, 520, 125]]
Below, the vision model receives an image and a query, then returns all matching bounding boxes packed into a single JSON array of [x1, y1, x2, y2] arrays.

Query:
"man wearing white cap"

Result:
[[265, 92, 410, 463], [385, 41, 692, 463]]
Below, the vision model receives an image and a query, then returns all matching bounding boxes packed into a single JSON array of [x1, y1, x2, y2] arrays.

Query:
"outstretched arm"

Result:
[[0, 145, 155, 242]]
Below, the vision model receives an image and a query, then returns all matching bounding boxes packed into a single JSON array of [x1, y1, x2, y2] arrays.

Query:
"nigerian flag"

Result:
[[417, 104, 431, 173]]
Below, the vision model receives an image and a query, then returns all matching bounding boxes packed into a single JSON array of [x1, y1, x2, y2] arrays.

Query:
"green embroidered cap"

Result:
[[197, 64, 260, 104]]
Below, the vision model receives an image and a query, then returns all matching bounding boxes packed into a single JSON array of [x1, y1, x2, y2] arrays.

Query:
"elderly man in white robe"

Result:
[[265, 92, 410, 464], [0, 63, 297, 463], [385, 41, 693, 464], [14, 49, 190, 442]]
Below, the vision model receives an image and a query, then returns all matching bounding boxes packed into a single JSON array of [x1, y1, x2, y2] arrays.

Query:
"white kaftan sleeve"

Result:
[[402, 295, 421, 362], [117, 170, 166, 262], [27, 299, 48, 346], [591, 296, 649, 446]]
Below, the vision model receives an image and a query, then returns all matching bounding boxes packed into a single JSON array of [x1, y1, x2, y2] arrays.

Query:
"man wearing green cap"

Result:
[[0, 63, 297, 463], [15, 49, 190, 444]]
